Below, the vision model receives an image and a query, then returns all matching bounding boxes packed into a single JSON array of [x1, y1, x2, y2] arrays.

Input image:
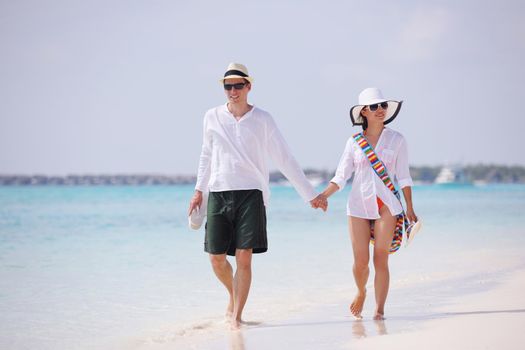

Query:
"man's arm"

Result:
[[265, 118, 324, 209], [189, 115, 211, 215]]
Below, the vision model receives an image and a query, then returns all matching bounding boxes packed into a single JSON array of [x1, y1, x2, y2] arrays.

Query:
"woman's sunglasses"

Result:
[[224, 83, 247, 91], [366, 102, 389, 111]]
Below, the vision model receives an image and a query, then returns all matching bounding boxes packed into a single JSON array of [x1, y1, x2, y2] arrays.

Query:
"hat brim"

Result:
[[350, 100, 403, 126], [219, 75, 253, 84]]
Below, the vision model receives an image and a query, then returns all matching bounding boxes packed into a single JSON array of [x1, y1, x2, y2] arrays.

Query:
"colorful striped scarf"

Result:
[[353, 132, 409, 253]]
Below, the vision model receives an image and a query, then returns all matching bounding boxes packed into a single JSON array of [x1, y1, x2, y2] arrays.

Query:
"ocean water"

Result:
[[1, 184, 524, 349]]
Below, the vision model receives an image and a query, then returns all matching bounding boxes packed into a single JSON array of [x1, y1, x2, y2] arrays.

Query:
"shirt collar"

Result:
[[223, 103, 256, 121]]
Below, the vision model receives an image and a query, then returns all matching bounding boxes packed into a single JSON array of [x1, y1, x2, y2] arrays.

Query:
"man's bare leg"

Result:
[[209, 253, 234, 320], [371, 206, 396, 320], [349, 216, 371, 319], [231, 249, 253, 330]]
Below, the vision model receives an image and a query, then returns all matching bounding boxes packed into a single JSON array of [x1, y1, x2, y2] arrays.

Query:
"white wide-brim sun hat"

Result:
[[219, 62, 254, 84], [349, 87, 402, 126]]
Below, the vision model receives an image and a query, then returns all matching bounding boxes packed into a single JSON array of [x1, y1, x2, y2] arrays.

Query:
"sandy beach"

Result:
[[129, 247, 525, 350], [193, 266, 525, 350]]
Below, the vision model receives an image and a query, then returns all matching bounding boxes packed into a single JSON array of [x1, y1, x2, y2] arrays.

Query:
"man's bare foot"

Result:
[[230, 319, 242, 331], [229, 319, 261, 330], [350, 290, 366, 319], [225, 299, 234, 321]]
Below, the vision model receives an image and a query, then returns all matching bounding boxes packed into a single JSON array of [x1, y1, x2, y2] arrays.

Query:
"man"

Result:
[[188, 63, 326, 330]]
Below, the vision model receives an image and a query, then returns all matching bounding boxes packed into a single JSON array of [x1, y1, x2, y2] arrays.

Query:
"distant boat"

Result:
[[307, 175, 325, 187], [434, 165, 470, 185], [434, 166, 455, 184], [273, 175, 325, 187]]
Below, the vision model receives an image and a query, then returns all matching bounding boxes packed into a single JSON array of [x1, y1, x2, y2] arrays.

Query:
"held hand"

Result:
[[310, 194, 328, 212], [319, 196, 328, 211], [188, 190, 203, 216], [405, 207, 418, 223], [310, 198, 320, 210]]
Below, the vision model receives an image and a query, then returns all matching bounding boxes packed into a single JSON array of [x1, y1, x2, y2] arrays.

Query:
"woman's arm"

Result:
[[310, 182, 340, 210], [395, 135, 417, 222], [401, 186, 418, 223], [322, 182, 340, 199]]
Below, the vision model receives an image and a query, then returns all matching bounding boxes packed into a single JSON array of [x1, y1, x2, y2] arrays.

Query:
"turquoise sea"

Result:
[[1, 184, 525, 349]]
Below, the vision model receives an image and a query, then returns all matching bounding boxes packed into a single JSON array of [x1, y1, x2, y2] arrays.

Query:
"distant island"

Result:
[[1, 164, 524, 185]]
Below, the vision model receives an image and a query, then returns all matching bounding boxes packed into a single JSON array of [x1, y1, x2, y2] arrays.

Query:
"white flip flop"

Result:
[[188, 191, 208, 230], [405, 220, 422, 246]]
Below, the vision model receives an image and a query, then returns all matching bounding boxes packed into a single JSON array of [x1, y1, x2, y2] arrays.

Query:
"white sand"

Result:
[[127, 247, 525, 350], [195, 267, 525, 350], [355, 268, 525, 350]]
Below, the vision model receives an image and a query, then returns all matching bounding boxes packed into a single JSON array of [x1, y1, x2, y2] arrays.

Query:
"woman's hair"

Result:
[[360, 111, 368, 131]]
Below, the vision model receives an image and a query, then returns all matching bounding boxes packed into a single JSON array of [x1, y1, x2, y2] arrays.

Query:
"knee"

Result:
[[373, 251, 389, 269], [353, 254, 369, 271], [209, 254, 226, 270], [235, 249, 252, 270]]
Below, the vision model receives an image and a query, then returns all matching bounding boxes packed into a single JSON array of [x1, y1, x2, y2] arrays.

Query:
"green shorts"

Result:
[[205, 189, 267, 256]]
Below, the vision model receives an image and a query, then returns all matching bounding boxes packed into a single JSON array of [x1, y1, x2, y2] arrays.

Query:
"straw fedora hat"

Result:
[[219, 63, 254, 84], [349, 87, 402, 126]]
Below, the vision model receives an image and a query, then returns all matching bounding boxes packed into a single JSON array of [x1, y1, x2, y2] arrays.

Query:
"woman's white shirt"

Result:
[[330, 128, 413, 219]]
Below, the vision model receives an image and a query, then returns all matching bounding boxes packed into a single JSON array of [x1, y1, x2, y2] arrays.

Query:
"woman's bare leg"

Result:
[[348, 216, 372, 318], [371, 206, 397, 320]]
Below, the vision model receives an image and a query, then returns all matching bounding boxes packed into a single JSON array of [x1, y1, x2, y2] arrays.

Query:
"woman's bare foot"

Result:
[[373, 313, 385, 320], [373, 305, 385, 320], [350, 290, 366, 319]]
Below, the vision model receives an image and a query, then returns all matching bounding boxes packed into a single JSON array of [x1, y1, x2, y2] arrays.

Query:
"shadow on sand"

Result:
[[228, 308, 525, 344]]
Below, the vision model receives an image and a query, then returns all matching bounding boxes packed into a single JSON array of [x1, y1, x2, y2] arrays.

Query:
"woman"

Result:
[[319, 87, 417, 320]]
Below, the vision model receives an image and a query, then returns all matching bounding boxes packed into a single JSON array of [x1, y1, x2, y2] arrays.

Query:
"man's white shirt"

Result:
[[195, 104, 317, 206]]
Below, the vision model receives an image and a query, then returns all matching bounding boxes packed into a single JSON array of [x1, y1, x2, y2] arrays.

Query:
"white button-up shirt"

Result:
[[195, 104, 318, 206], [330, 128, 413, 219]]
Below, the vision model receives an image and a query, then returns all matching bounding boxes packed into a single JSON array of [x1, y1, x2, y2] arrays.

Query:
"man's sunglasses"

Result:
[[366, 102, 389, 111], [224, 83, 247, 91]]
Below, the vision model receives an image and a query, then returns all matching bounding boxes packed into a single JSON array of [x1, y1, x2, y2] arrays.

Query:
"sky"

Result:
[[1, 0, 524, 175]]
